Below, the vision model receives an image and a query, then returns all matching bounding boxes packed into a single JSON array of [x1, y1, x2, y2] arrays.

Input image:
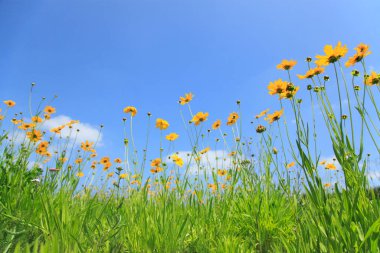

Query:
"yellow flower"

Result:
[[166, 132, 179, 141], [200, 147, 210, 154], [3, 100, 16, 107], [0, 115, 4, 121], [123, 106, 137, 117], [44, 106, 56, 114], [150, 167, 164, 174], [75, 158, 83, 164], [315, 41, 348, 66], [81, 140, 94, 151], [171, 154, 184, 167], [76, 172, 84, 177], [191, 112, 209, 126], [50, 126, 65, 134], [114, 158, 122, 163], [107, 172, 114, 178], [265, 108, 284, 124], [155, 118, 169, 130], [37, 141, 49, 151], [119, 173, 127, 179], [228, 151, 236, 157], [276, 59, 297, 70], [267, 79, 288, 96], [345, 43, 371, 67], [226, 112, 239, 126], [19, 123, 35, 130], [103, 162, 112, 171], [150, 158, 161, 167], [319, 160, 326, 165], [217, 169, 227, 176], [297, 66, 325, 79], [364, 71, 379, 86], [212, 119, 221, 130], [255, 109, 269, 119], [325, 163, 336, 170], [179, 93, 193, 105], [100, 156, 110, 165], [31, 116, 43, 123], [26, 129, 43, 142], [324, 183, 331, 188], [286, 161, 295, 169]]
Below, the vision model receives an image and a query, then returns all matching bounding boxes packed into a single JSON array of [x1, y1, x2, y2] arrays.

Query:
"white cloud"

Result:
[[165, 149, 237, 175], [42, 115, 103, 145]]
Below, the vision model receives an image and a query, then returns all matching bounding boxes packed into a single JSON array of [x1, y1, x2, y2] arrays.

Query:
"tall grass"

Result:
[[0, 42, 379, 252]]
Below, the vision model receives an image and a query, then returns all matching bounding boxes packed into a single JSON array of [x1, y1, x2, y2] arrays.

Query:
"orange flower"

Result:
[[150, 167, 164, 174], [76, 172, 84, 177], [200, 147, 210, 154], [265, 108, 284, 124], [31, 116, 43, 123], [217, 169, 227, 176], [191, 112, 209, 126], [114, 158, 122, 163], [212, 119, 221, 130], [18, 123, 35, 130], [123, 106, 137, 117], [26, 129, 43, 142], [325, 163, 336, 170], [315, 41, 348, 66], [345, 43, 371, 67], [267, 79, 288, 96], [75, 158, 83, 164], [179, 93, 193, 105], [155, 118, 169, 130], [166, 132, 179, 141], [226, 112, 239, 126], [81, 140, 94, 151], [276, 59, 297, 70], [364, 71, 379, 86], [44, 106, 56, 114], [255, 109, 269, 119], [286, 161, 295, 169], [297, 66, 325, 79], [150, 158, 161, 167], [100, 156, 111, 165], [4, 100, 16, 107]]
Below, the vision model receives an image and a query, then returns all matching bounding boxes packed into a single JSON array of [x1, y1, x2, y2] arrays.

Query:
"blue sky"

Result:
[[1, 0, 380, 183]]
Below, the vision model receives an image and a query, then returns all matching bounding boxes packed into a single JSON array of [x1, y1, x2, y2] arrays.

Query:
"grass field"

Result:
[[1, 42, 380, 252]]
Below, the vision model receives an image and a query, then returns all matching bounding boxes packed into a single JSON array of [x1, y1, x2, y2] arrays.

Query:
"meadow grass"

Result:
[[1, 42, 380, 252]]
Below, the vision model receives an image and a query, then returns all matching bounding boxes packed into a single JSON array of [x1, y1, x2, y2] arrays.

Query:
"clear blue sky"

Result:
[[1, 0, 380, 181]]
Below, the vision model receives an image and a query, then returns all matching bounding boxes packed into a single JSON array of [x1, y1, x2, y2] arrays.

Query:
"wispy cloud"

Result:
[[42, 115, 103, 145]]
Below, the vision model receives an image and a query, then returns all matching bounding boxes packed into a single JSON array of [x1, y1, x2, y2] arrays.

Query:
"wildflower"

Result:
[[319, 160, 326, 165], [11, 118, 21, 125], [179, 93, 193, 105], [256, 109, 269, 119], [123, 106, 137, 117], [228, 151, 236, 156], [31, 116, 43, 123], [3, 100, 16, 107], [354, 85, 360, 91], [276, 59, 297, 70], [66, 120, 79, 127], [107, 172, 114, 178], [171, 154, 184, 167], [26, 129, 43, 142], [226, 112, 239, 126], [166, 132, 179, 141], [119, 174, 127, 179], [217, 169, 227, 176], [273, 147, 278, 154], [103, 162, 112, 171], [191, 112, 209, 126], [19, 123, 36, 130], [267, 79, 288, 96], [75, 158, 83, 164], [212, 119, 221, 130], [265, 109, 284, 124], [364, 71, 379, 86], [315, 41, 348, 66], [325, 163, 336, 170], [81, 140, 94, 151], [324, 183, 331, 188], [297, 66, 325, 79], [280, 83, 300, 99], [150, 158, 161, 167], [0, 115, 4, 120], [150, 167, 164, 174], [351, 70, 360, 77], [286, 161, 295, 169], [114, 158, 122, 163], [76, 172, 84, 177], [256, 125, 266, 133], [341, 114, 348, 120], [200, 147, 210, 154], [100, 156, 110, 165], [155, 118, 169, 130], [44, 106, 56, 114], [345, 43, 371, 67], [208, 183, 217, 191]]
